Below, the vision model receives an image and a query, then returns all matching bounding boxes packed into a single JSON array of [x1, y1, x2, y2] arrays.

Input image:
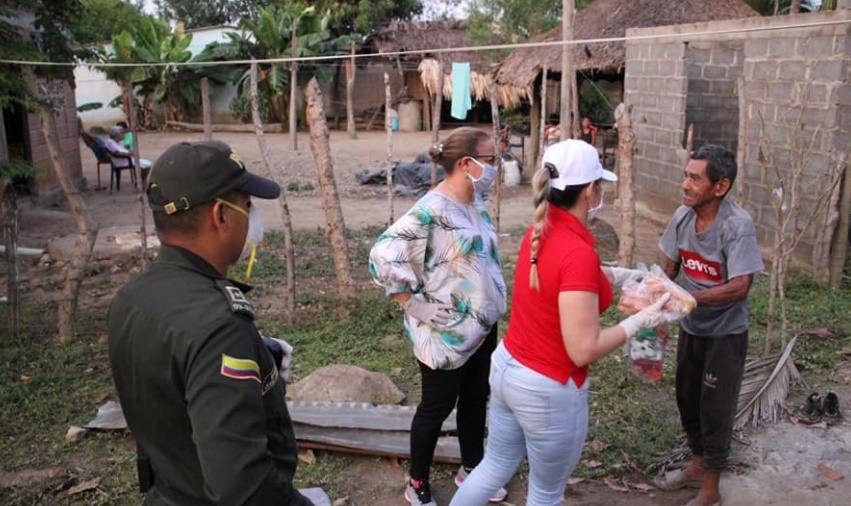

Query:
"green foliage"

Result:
[[579, 81, 614, 125], [466, 0, 594, 46], [0, 160, 42, 182], [76, 0, 146, 44], [76, 101, 103, 112], [229, 94, 272, 123], [153, 0, 275, 29]]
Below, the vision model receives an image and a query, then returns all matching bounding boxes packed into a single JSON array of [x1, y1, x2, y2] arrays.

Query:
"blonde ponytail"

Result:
[[529, 164, 553, 291]]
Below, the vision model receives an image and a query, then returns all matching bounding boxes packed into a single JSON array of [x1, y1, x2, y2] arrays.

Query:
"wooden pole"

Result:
[[33, 85, 96, 342], [252, 60, 296, 320], [539, 65, 549, 167], [489, 82, 502, 234], [615, 103, 636, 267], [385, 73, 395, 224], [3, 187, 18, 338], [736, 77, 746, 206], [290, 21, 298, 151], [559, 0, 576, 140], [125, 77, 149, 267], [431, 60, 445, 188], [829, 162, 850, 288], [304, 77, 355, 298], [201, 77, 212, 141], [346, 44, 357, 139]]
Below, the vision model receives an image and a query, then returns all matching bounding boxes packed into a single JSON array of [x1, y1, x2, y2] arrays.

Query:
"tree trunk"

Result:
[[489, 81, 502, 234], [252, 61, 296, 320], [167, 121, 285, 133], [201, 77, 213, 141], [559, 0, 575, 140], [537, 66, 548, 167], [829, 164, 850, 288], [3, 187, 19, 339], [37, 104, 97, 342], [346, 45, 357, 139], [304, 78, 355, 298], [125, 77, 150, 268], [384, 73, 395, 224], [615, 103, 636, 267], [736, 77, 746, 206], [431, 60, 445, 188], [290, 25, 299, 152]]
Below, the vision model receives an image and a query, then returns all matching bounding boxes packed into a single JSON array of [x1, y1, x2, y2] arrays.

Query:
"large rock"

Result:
[[287, 364, 405, 405]]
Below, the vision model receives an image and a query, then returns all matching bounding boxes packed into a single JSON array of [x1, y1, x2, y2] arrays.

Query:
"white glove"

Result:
[[607, 266, 646, 287], [265, 337, 293, 381], [298, 487, 331, 506], [403, 297, 454, 326], [618, 293, 671, 338]]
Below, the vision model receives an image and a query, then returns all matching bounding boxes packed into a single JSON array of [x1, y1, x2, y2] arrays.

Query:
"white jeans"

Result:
[[450, 341, 589, 506]]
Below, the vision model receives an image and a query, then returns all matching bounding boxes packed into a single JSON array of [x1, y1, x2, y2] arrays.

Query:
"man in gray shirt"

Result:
[[657, 145, 764, 506]]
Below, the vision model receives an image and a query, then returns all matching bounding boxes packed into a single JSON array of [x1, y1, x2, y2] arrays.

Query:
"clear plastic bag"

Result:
[[616, 264, 696, 322], [616, 264, 694, 382]]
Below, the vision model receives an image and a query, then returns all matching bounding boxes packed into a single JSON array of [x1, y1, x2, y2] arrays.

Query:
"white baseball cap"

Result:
[[542, 139, 617, 190]]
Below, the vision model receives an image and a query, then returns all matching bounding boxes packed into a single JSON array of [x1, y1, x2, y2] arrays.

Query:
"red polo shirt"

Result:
[[504, 206, 612, 386]]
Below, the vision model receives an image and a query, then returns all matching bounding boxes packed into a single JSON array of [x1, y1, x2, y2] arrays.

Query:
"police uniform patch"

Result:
[[261, 366, 279, 396], [221, 354, 261, 383], [216, 280, 255, 318]]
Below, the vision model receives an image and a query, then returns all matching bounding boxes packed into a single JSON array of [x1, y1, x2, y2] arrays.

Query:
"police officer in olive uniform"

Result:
[[108, 141, 314, 505]]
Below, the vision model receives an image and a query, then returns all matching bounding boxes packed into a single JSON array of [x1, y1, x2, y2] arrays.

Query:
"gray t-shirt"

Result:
[[658, 198, 764, 336]]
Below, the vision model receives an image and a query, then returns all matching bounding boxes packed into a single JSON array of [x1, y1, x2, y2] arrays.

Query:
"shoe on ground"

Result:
[[654, 468, 704, 491], [796, 392, 823, 424], [405, 479, 437, 506], [454, 466, 508, 503], [822, 391, 842, 425]]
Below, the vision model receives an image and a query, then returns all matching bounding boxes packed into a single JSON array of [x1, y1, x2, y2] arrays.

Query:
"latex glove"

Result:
[[403, 297, 454, 326], [298, 487, 331, 506], [262, 336, 293, 381], [607, 266, 646, 287], [618, 293, 671, 338]]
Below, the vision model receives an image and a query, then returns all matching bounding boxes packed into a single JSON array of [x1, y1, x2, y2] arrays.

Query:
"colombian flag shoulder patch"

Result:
[[220, 354, 261, 383]]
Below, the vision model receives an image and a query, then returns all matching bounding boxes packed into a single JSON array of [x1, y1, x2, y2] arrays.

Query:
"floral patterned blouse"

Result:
[[369, 191, 507, 370]]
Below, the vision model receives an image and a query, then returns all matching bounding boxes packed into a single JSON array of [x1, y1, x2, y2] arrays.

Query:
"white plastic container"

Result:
[[503, 160, 521, 186]]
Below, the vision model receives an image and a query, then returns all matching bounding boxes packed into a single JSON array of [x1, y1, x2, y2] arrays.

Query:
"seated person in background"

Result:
[[104, 126, 153, 183], [116, 121, 134, 150], [579, 117, 598, 147]]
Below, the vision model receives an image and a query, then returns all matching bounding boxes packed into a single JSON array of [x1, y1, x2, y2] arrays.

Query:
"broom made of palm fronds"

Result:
[[417, 58, 529, 109]]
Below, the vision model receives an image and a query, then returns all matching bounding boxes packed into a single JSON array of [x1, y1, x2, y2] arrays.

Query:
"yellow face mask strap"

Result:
[[215, 198, 249, 218], [244, 242, 258, 283]]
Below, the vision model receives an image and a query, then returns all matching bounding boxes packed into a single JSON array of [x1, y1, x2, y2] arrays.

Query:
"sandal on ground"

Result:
[[822, 391, 842, 425], [795, 392, 823, 424], [654, 469, 703, 491]]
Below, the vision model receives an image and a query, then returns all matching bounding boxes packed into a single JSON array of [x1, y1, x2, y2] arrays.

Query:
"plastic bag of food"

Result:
[[627, 324, 668, 382], [616, 265, 696, 321]]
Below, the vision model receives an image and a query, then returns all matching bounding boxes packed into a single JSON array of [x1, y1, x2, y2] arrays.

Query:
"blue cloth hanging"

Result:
[[450, 62, 472, 120]]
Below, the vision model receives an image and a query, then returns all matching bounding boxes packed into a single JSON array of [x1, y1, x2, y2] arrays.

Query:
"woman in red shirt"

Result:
[[451, 140, 669, 506]]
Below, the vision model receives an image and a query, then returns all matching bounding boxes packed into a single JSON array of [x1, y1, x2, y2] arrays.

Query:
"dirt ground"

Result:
[[10, 128, 851, 505]]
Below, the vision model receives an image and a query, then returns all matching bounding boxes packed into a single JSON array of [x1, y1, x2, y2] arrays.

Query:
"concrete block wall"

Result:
[[26, 79, 84, 202], [626, 10, 851, 275], [685, 42, 744, 153], [623, 41, 687, 215]]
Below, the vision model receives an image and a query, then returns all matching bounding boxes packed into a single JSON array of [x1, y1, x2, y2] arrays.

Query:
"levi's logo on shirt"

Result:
[[679, 249, 723, 283]]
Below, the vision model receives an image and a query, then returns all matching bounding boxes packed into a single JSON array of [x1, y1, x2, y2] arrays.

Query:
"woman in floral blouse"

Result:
[[369, 127, 507, 506]]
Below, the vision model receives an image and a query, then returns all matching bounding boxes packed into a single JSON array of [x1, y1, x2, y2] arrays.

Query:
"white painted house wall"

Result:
[[75, 25, 242, 129]]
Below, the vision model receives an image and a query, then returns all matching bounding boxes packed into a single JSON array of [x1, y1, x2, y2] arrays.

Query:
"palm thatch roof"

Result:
[[494, 0, 760, 88], [364, 20, 529, 108]]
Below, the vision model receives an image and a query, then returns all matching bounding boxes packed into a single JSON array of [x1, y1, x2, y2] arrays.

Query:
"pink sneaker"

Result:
[[454, 466, 508, 503]]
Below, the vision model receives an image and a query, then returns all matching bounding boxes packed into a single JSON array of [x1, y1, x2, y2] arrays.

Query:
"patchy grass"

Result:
[[1, 226, 849, 504]]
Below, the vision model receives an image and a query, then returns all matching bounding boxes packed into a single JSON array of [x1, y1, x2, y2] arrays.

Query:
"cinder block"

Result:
[[838, 84, 851, 106], [644, 61, 659, 76], [767, 82, 794, 102], [665, 78, 687, 95], [626, 44, 642, 60], [768, 38, 797, 57], [658, 61, 678, 76], [686, 63, 701, 79], [688, 79, 711, 94], [686, 94, 702, 109], [711, 49, 739, 66], [709, 79, 735, 95], [797, 37, 837, 58], [703, 65, 728, 79], [803, 83, 831, 106], [664, 43, 686, 60], [743, 81, 766, 100], [802, 107, 836, 129], [687, 48, 712, 64], [810, 60, 844, 81], [778, 60, 807, 80], [751, 61, 778, 80], [745, 39, 769, 58]]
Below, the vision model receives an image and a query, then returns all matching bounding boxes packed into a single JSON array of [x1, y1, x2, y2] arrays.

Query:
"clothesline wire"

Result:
[[1, 18, 847, 69]]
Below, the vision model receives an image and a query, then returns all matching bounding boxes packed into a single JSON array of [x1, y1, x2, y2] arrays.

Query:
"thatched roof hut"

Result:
[[494, 0, 760, 88], [363, 20, 529, 108]]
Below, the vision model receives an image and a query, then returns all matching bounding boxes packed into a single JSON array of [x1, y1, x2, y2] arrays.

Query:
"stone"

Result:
[[65, 426, 87, 443], [287, 364, 406, 405]]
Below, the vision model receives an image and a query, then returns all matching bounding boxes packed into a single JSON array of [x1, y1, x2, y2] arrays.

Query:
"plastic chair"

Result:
[[84, 137, 112, 190], [110, 160, 137, 193]]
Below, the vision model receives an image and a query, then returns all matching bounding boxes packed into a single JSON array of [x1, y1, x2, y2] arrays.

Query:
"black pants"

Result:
[[409, 326, 498, 481], [675, 329, 747, 471]]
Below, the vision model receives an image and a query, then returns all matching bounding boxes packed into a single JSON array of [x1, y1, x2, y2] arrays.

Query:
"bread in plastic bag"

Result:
[[616, 264, 696, 322]]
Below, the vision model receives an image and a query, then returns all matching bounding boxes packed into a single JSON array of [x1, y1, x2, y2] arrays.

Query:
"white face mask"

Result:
[[467, 158, 498, 194], [588, 187, 604, 222], [241, 203, 264, 260]]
